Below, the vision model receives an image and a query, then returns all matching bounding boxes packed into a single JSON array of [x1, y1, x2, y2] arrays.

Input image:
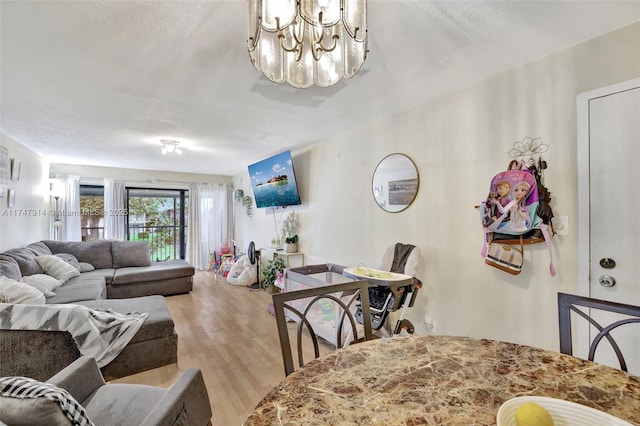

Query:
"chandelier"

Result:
[[161, 140, 183, 155], [247, 0, 368, 89]]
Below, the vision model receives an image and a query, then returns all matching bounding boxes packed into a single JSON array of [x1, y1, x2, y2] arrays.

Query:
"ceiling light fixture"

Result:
[[247, 0, 368, 89], [161, 139, 183, 155]]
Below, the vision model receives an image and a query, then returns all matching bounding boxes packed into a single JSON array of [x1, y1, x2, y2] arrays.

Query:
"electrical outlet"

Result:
[[424, 315, 436, 333]]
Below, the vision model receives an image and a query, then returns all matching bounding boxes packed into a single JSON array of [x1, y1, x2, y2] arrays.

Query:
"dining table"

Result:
[[244, 335, 640, 425]]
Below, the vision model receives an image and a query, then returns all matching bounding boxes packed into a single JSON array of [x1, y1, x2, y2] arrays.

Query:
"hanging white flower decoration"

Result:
[[508, 136, 549, 159]]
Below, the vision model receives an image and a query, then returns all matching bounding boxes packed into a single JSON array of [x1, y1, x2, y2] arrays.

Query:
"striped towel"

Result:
[[0, 376, 94, 426]]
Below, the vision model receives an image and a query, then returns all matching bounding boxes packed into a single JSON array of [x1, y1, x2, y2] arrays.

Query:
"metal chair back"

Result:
[[272, 264, 374, 376], [558, 292, 640, 372]]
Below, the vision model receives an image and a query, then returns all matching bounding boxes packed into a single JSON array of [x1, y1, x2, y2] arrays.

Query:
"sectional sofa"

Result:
[[0, 239, 195, 381]]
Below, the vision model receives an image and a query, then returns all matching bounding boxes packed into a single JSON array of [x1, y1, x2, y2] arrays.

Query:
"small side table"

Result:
[[274, 251, 305, 269]]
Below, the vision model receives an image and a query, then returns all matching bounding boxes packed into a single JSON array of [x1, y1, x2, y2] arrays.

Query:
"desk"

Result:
[[274, 251, 304, 269], [244, 335, 640, 425]]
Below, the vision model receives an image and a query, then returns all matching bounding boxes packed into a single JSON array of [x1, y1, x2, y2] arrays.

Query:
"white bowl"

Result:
[[496, 396, 633, 426]]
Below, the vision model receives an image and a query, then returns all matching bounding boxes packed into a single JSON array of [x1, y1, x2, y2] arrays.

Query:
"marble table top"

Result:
[[244, 335, 640, 425]]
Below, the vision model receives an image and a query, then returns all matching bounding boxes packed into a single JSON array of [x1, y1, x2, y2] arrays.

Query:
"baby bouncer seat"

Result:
[[356, 242, 422, 334]]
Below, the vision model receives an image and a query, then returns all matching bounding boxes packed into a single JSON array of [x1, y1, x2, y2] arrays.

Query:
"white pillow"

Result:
[[35, 255, 81, 283], [0, 276, 46, 305], [21, 274, 62, 297]]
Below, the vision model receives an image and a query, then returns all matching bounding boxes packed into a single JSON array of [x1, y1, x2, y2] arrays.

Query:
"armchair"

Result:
[[0, 356, 212, 426]]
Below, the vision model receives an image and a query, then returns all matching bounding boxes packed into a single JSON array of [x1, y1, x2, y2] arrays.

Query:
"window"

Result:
[[126, 188, 188, 261], [79, 185, 105, 241], [79, 185, 189, 261]]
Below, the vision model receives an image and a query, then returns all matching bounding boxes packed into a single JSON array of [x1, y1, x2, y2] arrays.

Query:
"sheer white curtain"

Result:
[[104, 178, 125, 240], [186, 183, 230, 270], [51, 175, 81, 241]]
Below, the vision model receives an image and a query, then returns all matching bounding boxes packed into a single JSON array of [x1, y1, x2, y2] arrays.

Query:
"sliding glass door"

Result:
[[79, 185, 189, 260], [126, 187, 188, 261]]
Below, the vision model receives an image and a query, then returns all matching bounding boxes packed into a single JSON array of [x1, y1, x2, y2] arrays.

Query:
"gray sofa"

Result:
[[0, 240, 195, 381], [42, 239, 195, 300]]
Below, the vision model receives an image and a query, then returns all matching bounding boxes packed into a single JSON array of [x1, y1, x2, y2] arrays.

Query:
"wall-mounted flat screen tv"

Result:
[[248, 150, 302, 209]]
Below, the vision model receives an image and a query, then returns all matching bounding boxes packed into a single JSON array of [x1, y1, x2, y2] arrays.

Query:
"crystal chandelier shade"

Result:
[[247, 0, 368, 89]]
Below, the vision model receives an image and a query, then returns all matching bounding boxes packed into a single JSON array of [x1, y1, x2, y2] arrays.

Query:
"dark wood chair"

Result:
[[272, 264, 374, 376], [557, 292, 640, 372]]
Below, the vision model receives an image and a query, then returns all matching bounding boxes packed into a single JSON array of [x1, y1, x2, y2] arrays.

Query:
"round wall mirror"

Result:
[[372, 153, 420, 213]]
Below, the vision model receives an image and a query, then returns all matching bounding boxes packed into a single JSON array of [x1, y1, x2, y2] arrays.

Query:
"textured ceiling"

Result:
[[1, 0, 639, 176]]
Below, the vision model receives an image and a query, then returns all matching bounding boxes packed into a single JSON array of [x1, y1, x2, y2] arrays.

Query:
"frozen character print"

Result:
[[499, 180, 531, 233]]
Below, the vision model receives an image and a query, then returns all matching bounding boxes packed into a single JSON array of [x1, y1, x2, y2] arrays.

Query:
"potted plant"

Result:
[[262, 257, 285, 292], [234, 189, 253, 217], [281, 211, 299, 253], [284, 235, 298, 253]]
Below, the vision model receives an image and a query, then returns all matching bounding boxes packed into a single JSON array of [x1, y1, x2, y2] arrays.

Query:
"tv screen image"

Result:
[[248, 150, 302, 208]]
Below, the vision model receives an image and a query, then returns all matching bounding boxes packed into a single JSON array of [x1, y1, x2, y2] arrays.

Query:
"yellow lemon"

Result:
[[515, 402, 554, 426]]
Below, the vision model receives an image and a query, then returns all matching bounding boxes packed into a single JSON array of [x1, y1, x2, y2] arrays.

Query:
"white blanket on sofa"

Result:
[[0, 303, 148, 367]]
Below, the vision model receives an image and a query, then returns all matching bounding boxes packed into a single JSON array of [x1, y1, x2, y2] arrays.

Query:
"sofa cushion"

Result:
[[0, 276, 46, 305], [78, 262, 95, 273], [26, 241, 53, 257], [78, 268, 115, 285], [45, 274, 107, 304], [0, 376, 92, 426], [36, 255, 81, 283], [0, 254, 22, 281], [21, 274, 62, 297], [110, 241, 151, 269], [84, 384, 163, 426], [111, 260, 194, 286], [77, 296, 174, 344], [54, 253, 82, 272], [3, 247, 44, 276], [42, 240, 113, 270]]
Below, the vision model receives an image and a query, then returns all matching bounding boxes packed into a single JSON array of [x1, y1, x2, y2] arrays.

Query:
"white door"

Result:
[[578, 78, 640, 375]]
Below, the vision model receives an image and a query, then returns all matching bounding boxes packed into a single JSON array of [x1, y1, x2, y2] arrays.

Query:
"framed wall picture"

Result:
[[11, 159, 21, 181], [8, 189, 16, 208]]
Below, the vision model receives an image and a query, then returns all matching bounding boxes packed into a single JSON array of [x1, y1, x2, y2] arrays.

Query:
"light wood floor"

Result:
[[110, 271, 331, 426]]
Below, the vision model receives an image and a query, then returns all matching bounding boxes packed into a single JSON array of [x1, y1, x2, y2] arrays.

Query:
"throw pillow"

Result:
[[78, 262, 95, 273], [0, 254, 22, 281], [54, 253, 82, 272], [0, 276, 46, 304], [21, 274, 62, 297], [0, 395, 72, 425], [111, 241, 151, 268], [35, 255, 81, 283], [0, 377, 94, 426]]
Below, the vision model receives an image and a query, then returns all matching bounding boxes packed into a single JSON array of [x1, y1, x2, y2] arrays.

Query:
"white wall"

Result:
[[234, 22, 640, 351], [50, 164, 232, 188], [0, 133, 50, 250], [0, 153, 232, 251]]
